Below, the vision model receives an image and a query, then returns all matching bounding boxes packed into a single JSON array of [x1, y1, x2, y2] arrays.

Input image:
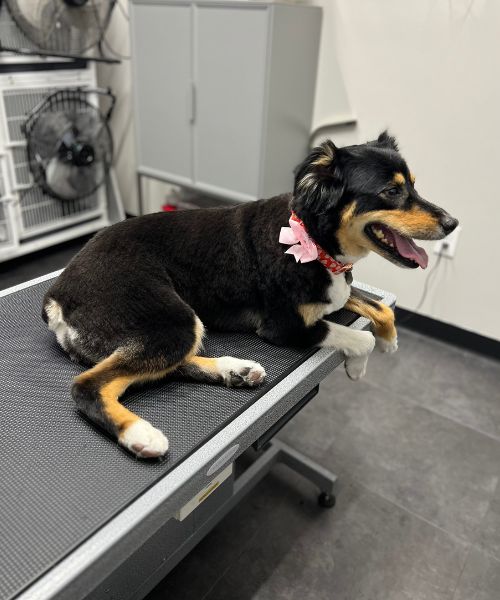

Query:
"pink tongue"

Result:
[[392, 231, 429, 269]]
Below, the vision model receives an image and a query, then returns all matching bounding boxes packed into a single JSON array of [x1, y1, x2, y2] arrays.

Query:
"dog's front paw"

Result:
[[376, 335, 398, 354], [119, 419, 169, 459], [344, 330, 376, 358], [343, 330, 375, 380], [345, 354, 369, 380], [217, 357, 267, 387]]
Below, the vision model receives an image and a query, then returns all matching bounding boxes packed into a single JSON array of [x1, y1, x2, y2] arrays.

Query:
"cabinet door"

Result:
[[194, 6, 269, 199], [131, 3, 192, 183]]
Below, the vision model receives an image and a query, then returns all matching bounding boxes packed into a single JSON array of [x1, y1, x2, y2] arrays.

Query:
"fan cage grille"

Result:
[[2, 86, 105, 238], [0, 2, 39, 52], [24, 88, 113, 202], [4, 88, 56, 142], [19, 186, 100, 233], [1, 0, 116, 58]]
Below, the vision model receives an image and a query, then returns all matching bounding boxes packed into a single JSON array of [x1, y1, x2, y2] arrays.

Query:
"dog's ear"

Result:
[[376, 130, 399, 152], [292, 140, 344, 216]]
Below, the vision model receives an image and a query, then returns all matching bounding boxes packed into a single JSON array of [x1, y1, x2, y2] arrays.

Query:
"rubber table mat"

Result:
[[0, 278, 357, 600]]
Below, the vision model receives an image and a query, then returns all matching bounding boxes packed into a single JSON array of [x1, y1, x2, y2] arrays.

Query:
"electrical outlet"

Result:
[[434, 225, 461, 258]]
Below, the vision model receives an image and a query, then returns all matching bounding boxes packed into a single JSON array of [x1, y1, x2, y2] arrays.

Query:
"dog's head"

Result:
[[291, 132, 458, 269]]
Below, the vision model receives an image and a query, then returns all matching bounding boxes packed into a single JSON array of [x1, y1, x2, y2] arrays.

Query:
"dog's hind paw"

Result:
[[119, 419, 169, 459], [217, 357, 267, 388], [376, 335, 398, 354]]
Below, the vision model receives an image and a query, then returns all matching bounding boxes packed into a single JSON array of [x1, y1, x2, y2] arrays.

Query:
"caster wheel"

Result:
[[318, 492, 336, 508]]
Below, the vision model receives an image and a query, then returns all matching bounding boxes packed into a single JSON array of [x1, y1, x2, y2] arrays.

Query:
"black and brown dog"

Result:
[[43, 132, 458, 458]]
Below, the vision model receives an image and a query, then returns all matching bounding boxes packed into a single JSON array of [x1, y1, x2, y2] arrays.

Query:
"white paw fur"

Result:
[[376, 335, 398, 354], [345, 354, 369, 380], [343, 330, 376, 358], [342, 330, 375, 381], [119, 419, 169, 458], [216, 356, 266, 387]]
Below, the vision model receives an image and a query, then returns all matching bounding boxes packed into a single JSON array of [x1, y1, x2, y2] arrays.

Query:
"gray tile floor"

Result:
[[2, 240, 499, 600], [147, 330, 500, 600]]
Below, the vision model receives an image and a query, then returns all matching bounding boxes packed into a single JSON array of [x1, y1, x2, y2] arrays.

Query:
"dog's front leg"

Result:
[[345, 295, 398, 354], [257, 310, 375, 380], [319, 321, 375, 380]]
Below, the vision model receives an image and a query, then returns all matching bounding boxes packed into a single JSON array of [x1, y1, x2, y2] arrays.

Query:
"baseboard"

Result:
[[395, 308, 500, 361]]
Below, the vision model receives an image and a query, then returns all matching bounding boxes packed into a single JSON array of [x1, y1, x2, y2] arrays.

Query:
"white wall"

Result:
[[100, 0, 500, 340], [96, 3, 137, 214], [312, 0, 500, 341]]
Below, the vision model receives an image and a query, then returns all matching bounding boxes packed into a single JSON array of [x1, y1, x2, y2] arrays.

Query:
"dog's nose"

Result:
[[441, 215, 459, 235]]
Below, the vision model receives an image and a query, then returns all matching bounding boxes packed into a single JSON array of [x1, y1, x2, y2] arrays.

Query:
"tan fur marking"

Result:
[[393, 172, 405, 185], [311, 143, 335, 167], [370, 207, 438, 233], [183, 356, 218, 373], [346, 297, 396, 341], [336, 202, 368, 257], [100, 376, 141, 431], [410, 172, 416, 184], [100, 367, 175, 432], [73, 353, 122, 385], [336, 203, 440, 258], [298, 303, 329, 327]]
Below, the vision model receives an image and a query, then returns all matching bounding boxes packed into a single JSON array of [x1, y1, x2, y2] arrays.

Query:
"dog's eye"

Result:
[[385, 187, 400, 197]]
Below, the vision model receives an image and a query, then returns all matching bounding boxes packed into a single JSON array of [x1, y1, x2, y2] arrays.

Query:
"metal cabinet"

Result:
[[130, 0, 322, 204]]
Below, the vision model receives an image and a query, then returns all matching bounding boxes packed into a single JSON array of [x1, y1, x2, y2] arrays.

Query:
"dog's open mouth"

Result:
[[365, 223, 429, 269]]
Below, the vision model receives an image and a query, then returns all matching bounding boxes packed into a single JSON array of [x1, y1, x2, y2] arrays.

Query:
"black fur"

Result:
[[44, 133, 458, 369], [71, 369, 123, 435]]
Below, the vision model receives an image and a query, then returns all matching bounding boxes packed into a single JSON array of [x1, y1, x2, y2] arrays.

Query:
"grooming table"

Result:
[[0, 272, 395, 600]]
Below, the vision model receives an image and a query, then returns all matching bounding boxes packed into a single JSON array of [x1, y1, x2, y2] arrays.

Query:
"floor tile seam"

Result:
[[450, 543, 474, 600], [364, 377, 500, 445], [332, 468, 478, 548]]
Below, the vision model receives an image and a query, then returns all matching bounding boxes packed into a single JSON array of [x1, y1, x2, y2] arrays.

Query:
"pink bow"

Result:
[[279, 217, 318, 263]]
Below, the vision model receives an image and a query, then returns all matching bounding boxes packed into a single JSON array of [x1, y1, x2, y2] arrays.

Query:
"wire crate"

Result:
[[0, 72, 107, 240], [0, 67, 123, 262]]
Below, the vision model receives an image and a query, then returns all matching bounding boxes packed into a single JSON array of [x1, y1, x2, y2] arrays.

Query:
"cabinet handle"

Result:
[[190, 82, 196, 124]]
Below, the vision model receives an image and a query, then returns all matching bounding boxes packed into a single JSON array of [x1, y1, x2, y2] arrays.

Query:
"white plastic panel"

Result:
[[131, 3, 193, 182], [194, 5, 268, 197]]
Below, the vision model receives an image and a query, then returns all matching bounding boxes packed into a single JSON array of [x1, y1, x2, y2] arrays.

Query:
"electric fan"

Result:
[[23, 87, 115, 201], [1, 0, 118, 62]]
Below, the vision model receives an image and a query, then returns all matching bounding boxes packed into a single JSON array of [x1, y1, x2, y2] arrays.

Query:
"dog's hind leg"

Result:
[[178, 356, 266, 388], [345, 294, 398, 354], [71, 315, 205, 459], [72, 354, 171, 458]]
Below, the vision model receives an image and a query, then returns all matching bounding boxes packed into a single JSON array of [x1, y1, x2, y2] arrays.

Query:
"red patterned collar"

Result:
[[279, 211, 353, 276]]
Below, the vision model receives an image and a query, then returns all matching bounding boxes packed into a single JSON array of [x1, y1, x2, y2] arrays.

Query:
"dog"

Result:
[[42, 132, 458, 458]]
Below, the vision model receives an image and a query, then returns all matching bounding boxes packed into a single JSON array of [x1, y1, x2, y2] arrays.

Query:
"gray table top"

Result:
[[0, 273, 363, 600]]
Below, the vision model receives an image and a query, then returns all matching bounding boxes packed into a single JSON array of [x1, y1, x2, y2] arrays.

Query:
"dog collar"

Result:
[[279, 211, 353, 276]]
